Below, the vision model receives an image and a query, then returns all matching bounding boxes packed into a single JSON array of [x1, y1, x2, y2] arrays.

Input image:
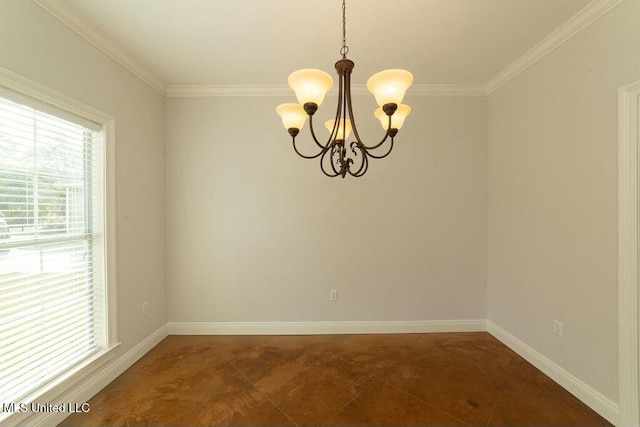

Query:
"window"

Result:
[[0, 86, 115, 411]]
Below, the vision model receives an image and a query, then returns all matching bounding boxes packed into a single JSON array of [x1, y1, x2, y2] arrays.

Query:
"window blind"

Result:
[[0, 93, 105, 405]]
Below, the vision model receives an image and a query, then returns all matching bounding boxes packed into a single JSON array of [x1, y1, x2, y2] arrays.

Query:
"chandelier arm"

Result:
[[320, 161, 339, 178], [360, 131, 391, 151], [364, 136, 395, 159], [360, 114, 392, 150], [347, 142, 368, 176], [361, 153, 369, 176], [349, 149, 369, 177], [308, 114, 333, 149], [292, 137, 325, 159], [320, 143, 340, 177], [343, 71, 365, 146], [342, 72, 349, 142], [321, 68, 347, 178], [332, 71, 346, 141], [356, 154, 369, 177]]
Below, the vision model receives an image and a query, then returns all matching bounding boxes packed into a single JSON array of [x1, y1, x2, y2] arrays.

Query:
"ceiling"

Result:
[[45, 0, 593, 90]]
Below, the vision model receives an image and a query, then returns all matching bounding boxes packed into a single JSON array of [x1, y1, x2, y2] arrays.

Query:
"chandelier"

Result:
[[276, 0, 413, 178]]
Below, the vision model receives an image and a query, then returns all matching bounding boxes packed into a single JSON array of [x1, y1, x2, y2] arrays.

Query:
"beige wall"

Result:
[[0, 1, 167, 354], [487, 0, 640, 402], [165, 95, 487, 323]]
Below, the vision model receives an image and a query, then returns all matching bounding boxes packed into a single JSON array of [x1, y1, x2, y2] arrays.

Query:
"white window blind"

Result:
[[0, 92, 106, 405]]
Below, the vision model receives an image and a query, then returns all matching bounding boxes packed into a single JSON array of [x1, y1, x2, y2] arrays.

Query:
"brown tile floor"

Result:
[[59, 332, 612, 427]]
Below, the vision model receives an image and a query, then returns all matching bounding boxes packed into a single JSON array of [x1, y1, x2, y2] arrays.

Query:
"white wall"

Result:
[[166, 95, 487, 323], [487, 0, 640, 402], [0, 1, 167, 354]]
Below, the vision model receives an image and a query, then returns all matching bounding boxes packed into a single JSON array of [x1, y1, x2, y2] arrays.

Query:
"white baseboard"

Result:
[[167, 319, 488, 335], [487, 321, 619, 425], [22, 325, 168, 427]]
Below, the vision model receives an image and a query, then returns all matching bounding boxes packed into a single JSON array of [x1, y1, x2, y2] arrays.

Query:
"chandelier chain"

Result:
[[340, 0, 349, 57]]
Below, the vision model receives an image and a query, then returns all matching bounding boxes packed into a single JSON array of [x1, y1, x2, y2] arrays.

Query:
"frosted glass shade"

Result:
[[288, 69, 333, 107], [276, 103, 307, 130], [325, 119, 352, 141], [374, 104, 411, 130], [366, 69, 414, 107]]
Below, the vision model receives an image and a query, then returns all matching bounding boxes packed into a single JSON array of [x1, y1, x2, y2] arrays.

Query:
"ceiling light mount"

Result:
[[276, 0, 413, 178]]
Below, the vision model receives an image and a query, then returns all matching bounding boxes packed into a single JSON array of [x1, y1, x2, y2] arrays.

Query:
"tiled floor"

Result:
[[59, 333, 612, 426]]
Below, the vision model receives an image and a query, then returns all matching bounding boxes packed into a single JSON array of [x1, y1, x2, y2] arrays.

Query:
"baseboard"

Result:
[[21, 325, 168, 427], [487, 321, 619, 425], [166, 319, 488, 335]]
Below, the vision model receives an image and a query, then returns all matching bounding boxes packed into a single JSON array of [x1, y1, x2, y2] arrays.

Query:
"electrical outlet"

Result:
[[330, 290, 338, 301], [553, 319, 563, 337], [142, 301, 149, 317]]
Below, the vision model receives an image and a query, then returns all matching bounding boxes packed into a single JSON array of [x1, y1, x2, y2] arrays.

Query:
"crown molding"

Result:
[[165, 85, 291, 98], [165, 83, 487, 98], [32, 0, 166, 95], [32, 0, 622, 99], [485, 0, 625, 94], [411, 84, 488, 97]]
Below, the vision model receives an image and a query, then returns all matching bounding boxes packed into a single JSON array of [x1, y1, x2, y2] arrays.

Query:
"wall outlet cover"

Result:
[[553, 319, 563, 337]]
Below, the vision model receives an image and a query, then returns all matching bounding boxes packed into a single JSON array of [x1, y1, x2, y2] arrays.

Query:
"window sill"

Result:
[[1, 343, 121, 426]]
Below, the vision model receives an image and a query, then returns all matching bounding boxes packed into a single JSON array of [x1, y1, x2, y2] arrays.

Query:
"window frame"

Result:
[[0, 67, 119, 425]]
